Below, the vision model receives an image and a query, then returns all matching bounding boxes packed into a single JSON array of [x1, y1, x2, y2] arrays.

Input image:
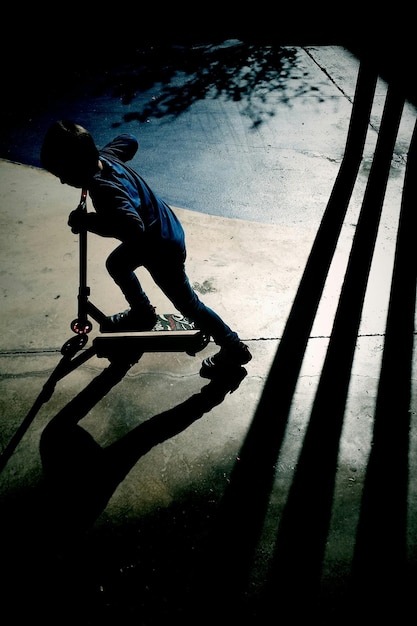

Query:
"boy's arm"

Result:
[[71, 177, 147, 240], [68, 206, 145, 241]]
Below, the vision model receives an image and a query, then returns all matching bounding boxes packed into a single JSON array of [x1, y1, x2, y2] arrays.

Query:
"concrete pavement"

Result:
[[1, 45, 417, 624]]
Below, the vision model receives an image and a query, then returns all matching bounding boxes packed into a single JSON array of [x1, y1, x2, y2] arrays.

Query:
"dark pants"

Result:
[[105, 239, 240, 348]]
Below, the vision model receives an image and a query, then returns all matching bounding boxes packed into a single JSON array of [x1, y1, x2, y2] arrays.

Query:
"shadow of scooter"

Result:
[[39, 364, 247, 533]]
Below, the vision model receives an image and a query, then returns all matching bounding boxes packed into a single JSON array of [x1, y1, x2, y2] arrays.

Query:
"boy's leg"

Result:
[[146, 255, 252, 370], [102, 244, 157, 331]]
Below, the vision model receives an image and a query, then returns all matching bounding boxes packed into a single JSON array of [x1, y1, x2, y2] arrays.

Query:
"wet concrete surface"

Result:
[[1, 43, 417, 624]]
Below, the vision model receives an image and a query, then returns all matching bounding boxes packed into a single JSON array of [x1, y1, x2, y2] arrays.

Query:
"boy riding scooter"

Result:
[[40, 120, 252, 376]]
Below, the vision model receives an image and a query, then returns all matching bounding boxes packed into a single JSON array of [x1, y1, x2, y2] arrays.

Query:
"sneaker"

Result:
[[200, 365, 248, 393], [200, 342, 252, 374], [101, 307, 157, 333]]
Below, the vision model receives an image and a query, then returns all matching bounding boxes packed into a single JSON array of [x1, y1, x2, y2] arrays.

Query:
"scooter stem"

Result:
[[70, 189, 93, 334], [70, 190, 112, 335], [78, 188, 88, 303]]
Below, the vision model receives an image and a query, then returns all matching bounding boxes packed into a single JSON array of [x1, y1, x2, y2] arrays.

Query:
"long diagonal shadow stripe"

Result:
[[190, 60, 379, 615], [261, 75, 405, 620], [348, 118, 417, 621]]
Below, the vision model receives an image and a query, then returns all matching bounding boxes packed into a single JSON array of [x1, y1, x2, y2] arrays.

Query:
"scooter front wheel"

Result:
[[70, 318, 93, 334]]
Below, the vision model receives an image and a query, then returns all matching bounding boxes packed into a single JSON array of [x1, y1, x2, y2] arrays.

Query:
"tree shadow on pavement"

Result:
[[97, 42, 326, 129], [0, 41, 329, 162]]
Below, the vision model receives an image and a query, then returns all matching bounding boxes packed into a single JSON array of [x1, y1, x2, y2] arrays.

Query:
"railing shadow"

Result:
[[188, 56, 416, 623], [347, 118, 417, 623], [259, 73, 406, 623]]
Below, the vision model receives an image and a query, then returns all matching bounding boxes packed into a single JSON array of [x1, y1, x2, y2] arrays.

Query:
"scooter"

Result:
[[68, 189, 209, 360]]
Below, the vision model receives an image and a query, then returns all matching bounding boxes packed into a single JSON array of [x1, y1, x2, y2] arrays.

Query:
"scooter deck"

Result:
[[93, 314, 209, 358], [93, 330, 207, 358]]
